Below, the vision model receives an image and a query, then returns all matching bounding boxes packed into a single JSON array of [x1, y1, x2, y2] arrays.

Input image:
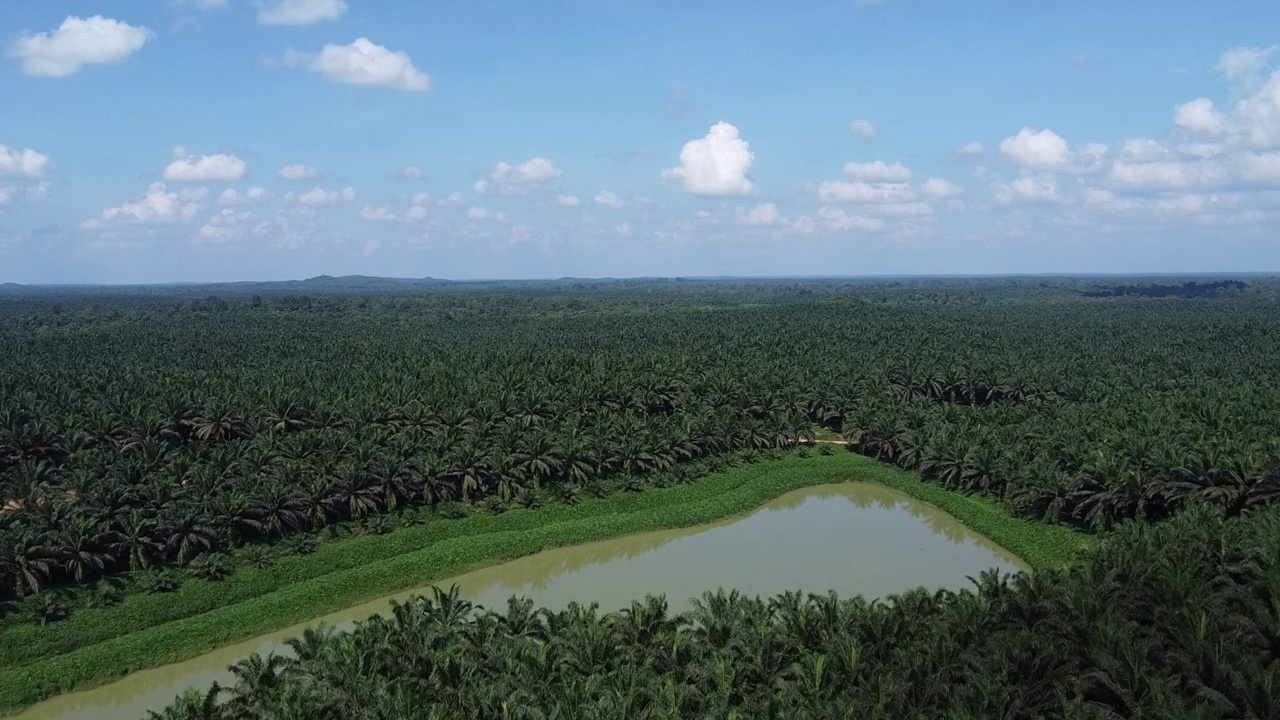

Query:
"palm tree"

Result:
[[249, 484, 305, 540], [56, 516, 110, 584], [1, 534, 55, 596], [109, 509, 165, 572]]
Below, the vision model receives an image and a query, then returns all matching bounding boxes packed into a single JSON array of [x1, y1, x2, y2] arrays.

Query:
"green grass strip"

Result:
[[0, 453, 1088, 715]]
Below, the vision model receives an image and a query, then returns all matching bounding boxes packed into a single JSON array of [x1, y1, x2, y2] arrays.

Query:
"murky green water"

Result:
[[14, 483, 1028, 720]]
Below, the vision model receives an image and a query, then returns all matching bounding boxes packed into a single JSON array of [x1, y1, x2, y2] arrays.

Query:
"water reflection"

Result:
[[15, 482, 1027, 720]]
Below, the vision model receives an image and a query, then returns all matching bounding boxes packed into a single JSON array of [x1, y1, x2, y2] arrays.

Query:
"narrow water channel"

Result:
[[16, 482, 1028, 720]]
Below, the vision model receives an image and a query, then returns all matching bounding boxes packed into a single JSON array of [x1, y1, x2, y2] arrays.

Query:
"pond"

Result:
[[15, 482, 1028, 720]]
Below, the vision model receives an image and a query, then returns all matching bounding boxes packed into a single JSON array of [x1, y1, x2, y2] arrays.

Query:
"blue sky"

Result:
[[2, 0, 1279, 283]]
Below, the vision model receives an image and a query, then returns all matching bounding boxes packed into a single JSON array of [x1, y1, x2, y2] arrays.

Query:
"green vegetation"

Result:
[[2, 277, 1279, 717], [151, 506, 1279, 720], [0, 452, 1073, 713]]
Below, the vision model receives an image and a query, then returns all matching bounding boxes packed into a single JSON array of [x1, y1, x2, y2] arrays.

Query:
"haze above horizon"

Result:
[[2, 0, 1279, 283]]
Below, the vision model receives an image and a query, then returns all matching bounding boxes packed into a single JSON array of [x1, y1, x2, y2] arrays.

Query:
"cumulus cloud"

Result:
[[1171, 48, 1280, 150], [308, 38, 429, 92], [993, 175, 1063, 204], [1175, 98, 1228, 134], [817, 206, 886, 233], [403, 205, 428, 222], [1109, 159, 1227, 190], [738, 202, 784, 226], [920, 177, 964, 198], [1237, 151, 1280, 184], [614, 222, 633, 237], [843, 160, 912, 182], [257, 0, 346, 25], [359, 205, 396, 222], [0, 146, 50, 178], [0, 182, 51, 208], [593, 191, 625, 208], [400, 165, 423, 180], [294, 186, 356, 207], [164, 151, 247, 182], [999, 127, 1070, 169], [817, 181, 916, 204], [218, 187, 270, 204], [1118, 138, 1170, 163], [83, 182, 202, 228], [489, 157, 563, 189], [662, 121, 755, 196], [1217, 46, 1277, 93], [195, 208, 254, 245], [956, 142, 984, 157], [555, 194, 580, 207], [278, 164, 318, 180], [849, 120, 877, 140], [466, 206, 490, 220], [7, 15, 151, 78]]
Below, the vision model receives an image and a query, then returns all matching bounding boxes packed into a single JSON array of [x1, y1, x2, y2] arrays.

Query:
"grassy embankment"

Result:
[[0, 451, 1089, 715]]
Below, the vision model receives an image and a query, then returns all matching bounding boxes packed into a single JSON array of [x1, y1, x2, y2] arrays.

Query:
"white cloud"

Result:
[[473, 180, 489, 194], [0, 181, 50, 208], [849, 120, 877, 140], [359, 205, 396, 222], [466, 206, 490, 220], [661, 121, 755, 196], [843, 160, 912, 182], [1109, 159, 1226, 190], [308, 38, 430, 92], [993, 175, 1062, 204], [614, 222, 633, 236], [296, 186, 356, 206], [508, 224, 532, 245], [84, 182, 202, 227], [437, 191, 462, 206], [257, 0, 346, 25], [0, 146, 49, 177], [1074, 143, 1109, 173], [817, 181, 916, 204], [7, 15, 151, 78], [489, 157, 563, 189], [1217, 46, 1277, 92], [555, 194, 580, 207], [1118, 138, 1170, 163], [1232, 72, 1280, 149], [218, 187, 269, 204], [164, 151, 247, 182], [817, 206, 886, 233], [181, 0, 229, 8], [410, 192, 433, 205], [195, 208, 253, 245], [593, 191, 625, 208], [1175, 98, 1228, 134], [957, 142, 984, 157], [787, 216, 815, 236], [178, 187, 209, 202], [739, 202, 783, 226], [1236, 151, 1280, 184], [278, 164, 318, 180], [920, 178, 963, 198], [403, 205, 428, 222], [999, 127, 1070, 169], [864, 202, 935, 218], [400, 165, 423, 180]]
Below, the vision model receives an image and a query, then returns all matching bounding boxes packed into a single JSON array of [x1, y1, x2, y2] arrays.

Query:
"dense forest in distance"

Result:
[[2, 276, 1279, 718]]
